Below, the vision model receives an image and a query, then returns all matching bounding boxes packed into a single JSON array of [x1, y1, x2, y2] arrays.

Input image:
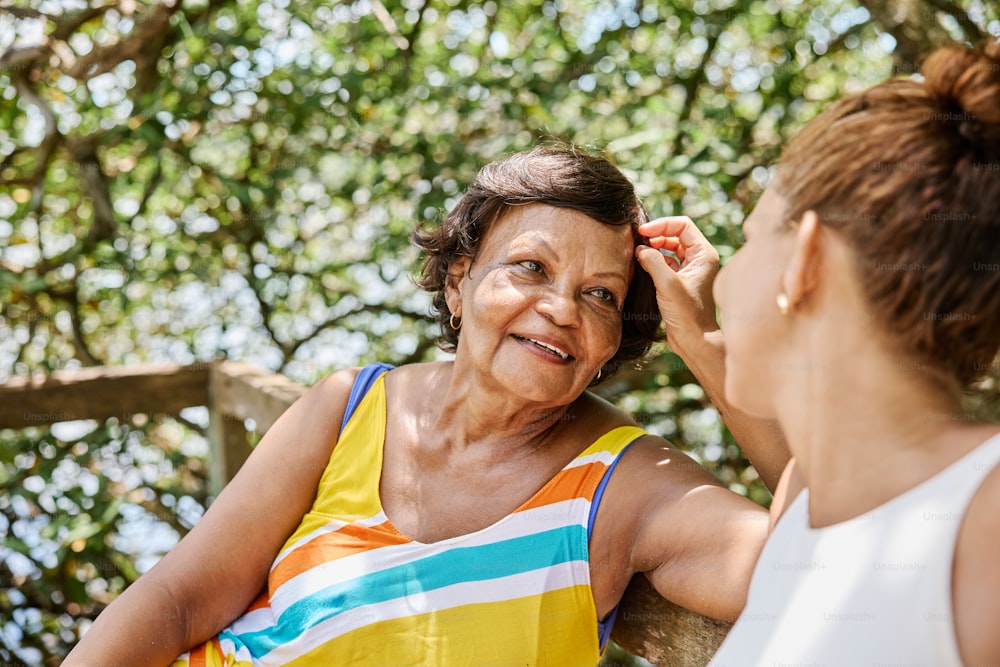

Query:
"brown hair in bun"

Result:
[[923, 39, 1000, 133], [775, 39, 1000, 387]]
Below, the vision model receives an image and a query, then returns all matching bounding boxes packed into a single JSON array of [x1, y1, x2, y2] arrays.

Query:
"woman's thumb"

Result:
[[636, 245, 679, 291]]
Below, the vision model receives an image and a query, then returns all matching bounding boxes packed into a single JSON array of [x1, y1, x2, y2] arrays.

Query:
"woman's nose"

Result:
[[535, 285, 581, 327]]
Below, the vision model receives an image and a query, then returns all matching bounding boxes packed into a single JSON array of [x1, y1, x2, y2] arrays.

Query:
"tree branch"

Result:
[[136, 494, 193, 537], [5, 72, 61, 193], [400, 335, 438, 365], [285, 301, 434, 361], [69, 139, 118, 249], [671, 23, 723, 157], [68, 0, 180, 80], [50, 5, 111, 41], [67, 282, 101, 367]]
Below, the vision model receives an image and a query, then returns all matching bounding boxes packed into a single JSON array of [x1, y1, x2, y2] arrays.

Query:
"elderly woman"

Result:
[[65, 146, 777, 666], [639, 40, 1000, 665]]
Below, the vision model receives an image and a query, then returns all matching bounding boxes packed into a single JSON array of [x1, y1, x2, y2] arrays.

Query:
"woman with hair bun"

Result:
[[638, 39, 1000, 665]]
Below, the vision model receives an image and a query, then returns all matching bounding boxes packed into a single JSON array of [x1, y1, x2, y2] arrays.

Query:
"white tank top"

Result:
[[710, 432, 1000, 666]]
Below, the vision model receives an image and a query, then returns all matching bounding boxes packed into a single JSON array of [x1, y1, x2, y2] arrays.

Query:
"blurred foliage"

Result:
[[0, 0, 997, 664]]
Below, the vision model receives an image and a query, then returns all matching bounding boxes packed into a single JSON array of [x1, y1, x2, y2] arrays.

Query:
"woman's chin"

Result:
[[496, 367, 583, 405]]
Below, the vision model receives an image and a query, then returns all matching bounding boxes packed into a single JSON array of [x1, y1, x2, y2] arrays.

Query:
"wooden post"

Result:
[[208, 361, 306, 432], [206, 362, 306, 495], [205, 402, 248, 498]]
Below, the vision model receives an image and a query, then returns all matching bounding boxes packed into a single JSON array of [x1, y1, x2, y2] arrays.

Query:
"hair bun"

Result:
[[922, 39, 1000, 128]]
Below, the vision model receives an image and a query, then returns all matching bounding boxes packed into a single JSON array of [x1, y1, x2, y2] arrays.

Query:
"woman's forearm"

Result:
[[63, 572, 191, 667], [669, 325, 789, 493]]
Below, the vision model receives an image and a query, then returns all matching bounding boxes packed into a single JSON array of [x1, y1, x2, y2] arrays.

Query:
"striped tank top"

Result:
[[172, 363, 643, 666]]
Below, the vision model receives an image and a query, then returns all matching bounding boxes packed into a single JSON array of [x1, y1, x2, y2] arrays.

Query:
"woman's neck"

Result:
[[776, 346, 975, 527], [418, 361, 577, 456]]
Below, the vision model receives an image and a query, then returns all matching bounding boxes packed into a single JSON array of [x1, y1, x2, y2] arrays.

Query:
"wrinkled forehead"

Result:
[[480, 203, 635, 276]]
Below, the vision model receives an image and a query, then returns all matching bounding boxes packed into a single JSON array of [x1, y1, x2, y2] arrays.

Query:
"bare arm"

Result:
[[610, 437, 769, 622], [63, 368, 359, 667], [669, 327, 789, 490], [635, 216, 790, 492], [954, 453, 1000, 665]]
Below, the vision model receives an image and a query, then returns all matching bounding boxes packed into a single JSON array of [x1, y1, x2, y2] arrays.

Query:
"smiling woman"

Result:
[[412, 145, 660, 384], [64, 145, 778, 667]]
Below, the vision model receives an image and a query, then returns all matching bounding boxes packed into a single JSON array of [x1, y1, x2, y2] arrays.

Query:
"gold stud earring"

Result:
[[449, 314, 462, 330], [776, 293, 790, 315]]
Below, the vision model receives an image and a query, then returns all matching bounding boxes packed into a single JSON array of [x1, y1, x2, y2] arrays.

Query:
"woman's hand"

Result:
[[635, 216, 789, 492], [635, 215, 721, 341]]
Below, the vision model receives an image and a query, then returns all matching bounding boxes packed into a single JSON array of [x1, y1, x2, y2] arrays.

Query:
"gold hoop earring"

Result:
[[449, 314, 462, 330], [776, 293, 790, 315], [595, 367, 603, 382]]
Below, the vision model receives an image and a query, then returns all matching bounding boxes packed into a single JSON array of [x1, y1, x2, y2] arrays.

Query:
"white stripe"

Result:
[[269, 498, 590, 611], [226, 605, 276, 636], [264, 559, 592, 664], [563, 449, 618, 469]]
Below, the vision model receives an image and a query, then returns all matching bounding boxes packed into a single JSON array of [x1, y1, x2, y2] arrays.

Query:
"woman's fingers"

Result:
[[638, 216, 704, 244], [639, 216, 718, 269], [646, 236, 683, 254], [636, 217, 721, 336]]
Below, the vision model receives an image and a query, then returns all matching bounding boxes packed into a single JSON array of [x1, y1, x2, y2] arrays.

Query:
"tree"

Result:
[[1, 0, 997, 663]]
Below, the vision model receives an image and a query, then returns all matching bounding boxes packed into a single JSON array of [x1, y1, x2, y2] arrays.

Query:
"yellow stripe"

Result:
[[311, 373, 386, 519], [279, 375, 388, 553], [579, 424, 645, 458], [285, 585, 600, 666]]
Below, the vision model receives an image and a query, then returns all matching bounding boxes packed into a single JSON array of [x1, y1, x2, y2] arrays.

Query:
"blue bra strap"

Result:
[[589, 435, 641, 651], [339, 363, 395, 436]]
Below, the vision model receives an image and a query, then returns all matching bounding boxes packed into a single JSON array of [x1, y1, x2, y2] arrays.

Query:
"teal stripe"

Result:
[[235, 524, 588, 658]]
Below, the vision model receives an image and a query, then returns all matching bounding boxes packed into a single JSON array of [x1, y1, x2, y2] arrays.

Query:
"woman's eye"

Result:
[[591, 288, 618, 305], [518, 260, 543, 273]]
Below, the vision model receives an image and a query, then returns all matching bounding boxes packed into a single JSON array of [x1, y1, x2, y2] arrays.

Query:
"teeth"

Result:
[[516, 335, 570, 360]]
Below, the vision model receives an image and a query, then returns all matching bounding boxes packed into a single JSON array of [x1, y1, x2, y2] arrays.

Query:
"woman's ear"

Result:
[[444, 256, 472, 316], [781, 210, 822, 310]]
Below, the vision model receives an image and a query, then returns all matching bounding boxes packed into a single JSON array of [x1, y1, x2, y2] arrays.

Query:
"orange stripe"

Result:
[[270, 520, 411, 590], [517, 460, 608, 512], [246, 588, 271, 613], [187, 643, 207, 667]]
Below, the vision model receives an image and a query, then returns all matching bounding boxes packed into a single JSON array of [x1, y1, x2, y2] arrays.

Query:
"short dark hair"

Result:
[[411, 145, 661, 383], [775, 39, 1000, 386]]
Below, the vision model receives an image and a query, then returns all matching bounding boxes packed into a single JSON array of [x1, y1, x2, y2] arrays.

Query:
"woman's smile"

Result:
[[510, 333, 575, 362], [447, 202, 633, 401]]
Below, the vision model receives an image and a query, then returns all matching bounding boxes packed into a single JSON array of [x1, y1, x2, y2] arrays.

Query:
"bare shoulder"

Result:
[[250, 365, 361, 463], [953, 429, 1000, 665], [589, 433, 716, 560], [310, 366, 363, 416], [599, 431, 763, 523]]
